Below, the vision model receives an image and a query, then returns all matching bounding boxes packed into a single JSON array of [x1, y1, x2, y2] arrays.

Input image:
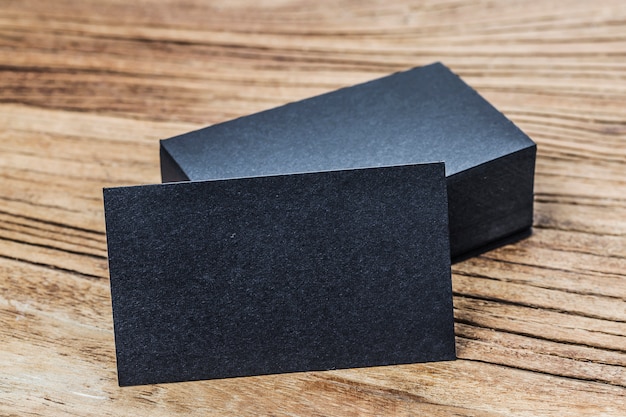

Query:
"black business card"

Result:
[[104, 163, 455, 386], [160, 62, 536, 260]]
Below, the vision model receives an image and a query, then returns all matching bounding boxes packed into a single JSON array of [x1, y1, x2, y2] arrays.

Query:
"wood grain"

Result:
[[1, 0, 625, 415]]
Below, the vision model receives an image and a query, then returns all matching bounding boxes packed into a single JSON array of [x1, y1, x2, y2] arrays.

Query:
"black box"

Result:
[[160, 62, 536, 261], [104, 163, 456, 386]]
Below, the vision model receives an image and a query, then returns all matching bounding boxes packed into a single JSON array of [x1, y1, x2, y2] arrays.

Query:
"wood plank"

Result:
[[0, 0, 625, 415]]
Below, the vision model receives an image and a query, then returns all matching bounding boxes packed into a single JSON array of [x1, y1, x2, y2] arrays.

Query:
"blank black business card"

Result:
[[160, 62, 536, 261], [104, 162, 455, 386]]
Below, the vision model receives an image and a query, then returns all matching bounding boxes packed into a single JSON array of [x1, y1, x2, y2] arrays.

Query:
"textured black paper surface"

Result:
[[160, 62, 536, 260], [104, 163, 455, 386]]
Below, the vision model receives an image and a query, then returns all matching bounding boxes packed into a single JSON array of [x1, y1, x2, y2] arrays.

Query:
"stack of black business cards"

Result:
[[104, 62, 536, 386]]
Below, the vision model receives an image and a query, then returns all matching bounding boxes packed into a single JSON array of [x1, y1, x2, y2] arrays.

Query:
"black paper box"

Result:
[[104, 163, 456, 386], [160, 62, 536, 260]]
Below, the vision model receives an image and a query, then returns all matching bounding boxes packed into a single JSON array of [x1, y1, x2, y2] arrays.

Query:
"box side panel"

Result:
[[447, 145, 536, 260], [160, 141, 190, 183]]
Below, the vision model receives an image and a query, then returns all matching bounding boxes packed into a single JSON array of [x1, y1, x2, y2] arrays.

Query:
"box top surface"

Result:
[[104, 163, 455, 385], [161, 62, 535, 180]]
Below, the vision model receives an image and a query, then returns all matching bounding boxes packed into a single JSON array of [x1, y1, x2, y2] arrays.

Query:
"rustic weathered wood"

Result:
[[1, 0, 625, 415]]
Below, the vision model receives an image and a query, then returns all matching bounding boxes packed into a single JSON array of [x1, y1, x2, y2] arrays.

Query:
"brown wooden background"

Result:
[[1, 0, 625, 415]]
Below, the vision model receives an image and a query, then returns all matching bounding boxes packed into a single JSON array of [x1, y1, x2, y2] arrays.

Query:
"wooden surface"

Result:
[[1, 0, 625, 415]]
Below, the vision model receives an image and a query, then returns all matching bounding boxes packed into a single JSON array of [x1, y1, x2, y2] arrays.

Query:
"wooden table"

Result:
[[1, 1, 625, 415]]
